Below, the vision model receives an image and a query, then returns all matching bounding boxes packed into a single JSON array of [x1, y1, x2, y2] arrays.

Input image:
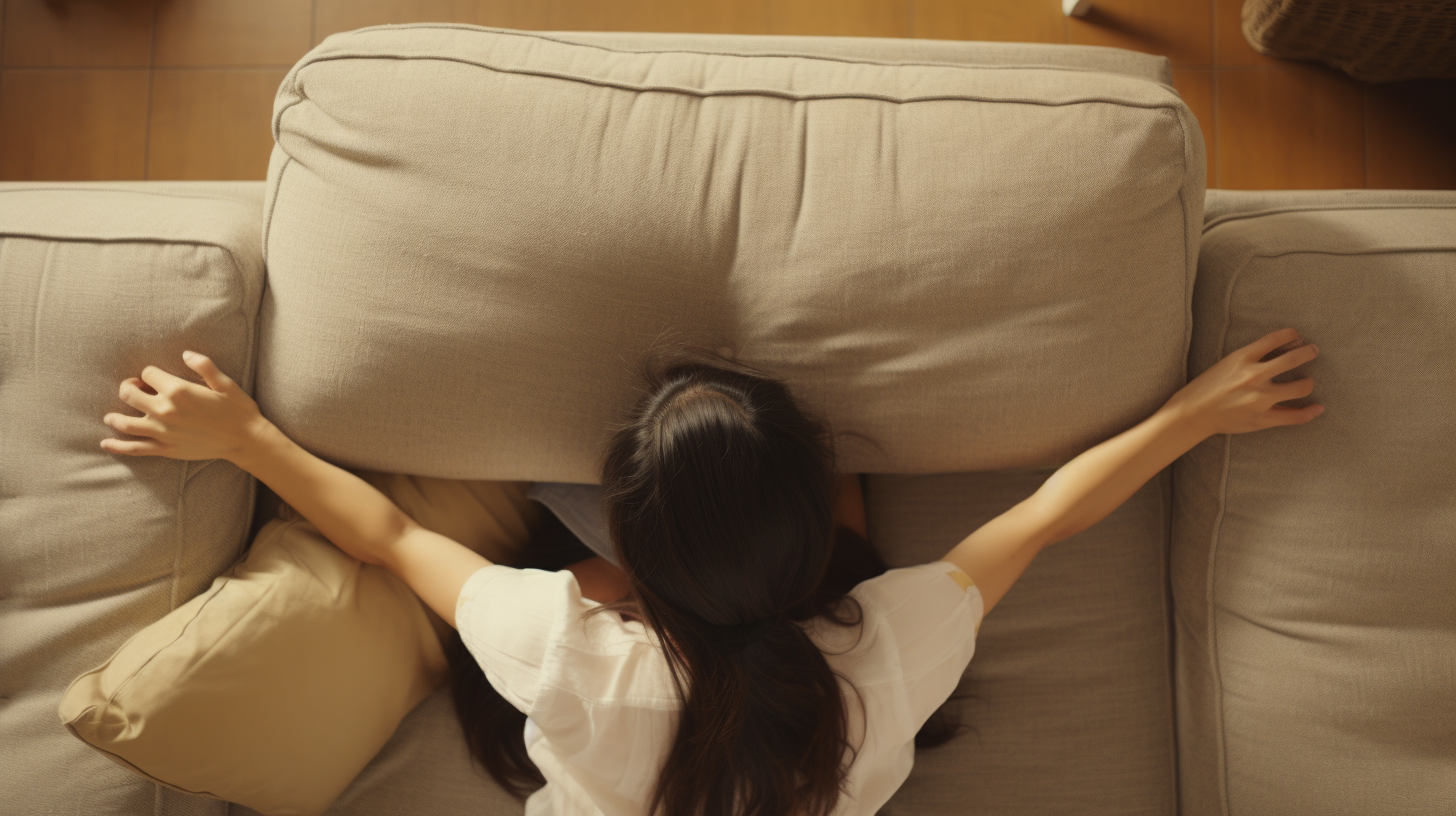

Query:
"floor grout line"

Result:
[[0, 0, 8, 174], [1361, 83, 1370, 188], [142, 0, 157, 180]]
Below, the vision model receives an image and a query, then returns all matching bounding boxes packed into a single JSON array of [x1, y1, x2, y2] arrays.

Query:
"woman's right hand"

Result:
[[1166, 327, 1325, 436]]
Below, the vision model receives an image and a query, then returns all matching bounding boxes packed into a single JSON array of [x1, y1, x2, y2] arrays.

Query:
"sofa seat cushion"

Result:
[[259, 24, 1204, 482], [866, 469, 1176, 816], [0, 181, 267, 816], [1174, 189, 1456, 816]]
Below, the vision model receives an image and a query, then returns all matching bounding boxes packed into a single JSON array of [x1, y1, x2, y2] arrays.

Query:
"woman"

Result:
[[99, 329, 1322, 816]]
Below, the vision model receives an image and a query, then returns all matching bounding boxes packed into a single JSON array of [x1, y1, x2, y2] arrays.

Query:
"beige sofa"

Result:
[[1, 25, 1451, 816]]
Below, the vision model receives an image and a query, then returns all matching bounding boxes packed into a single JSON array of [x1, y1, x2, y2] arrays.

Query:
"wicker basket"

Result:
[[1242, 0, 1456, 83]]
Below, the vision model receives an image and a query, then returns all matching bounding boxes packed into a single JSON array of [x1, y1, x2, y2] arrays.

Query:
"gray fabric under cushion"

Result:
[[0, 182, 267, 816], [258, 24, 1203, 482], [865, 469, 1177, 816], [229, 687, 524, 816], [1175, 191, 1456, 816], [527, 482, 617, 566], [542, 30, 1173, 84]]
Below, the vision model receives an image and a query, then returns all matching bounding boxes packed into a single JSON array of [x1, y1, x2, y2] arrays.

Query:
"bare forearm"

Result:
[[1033, 402, 1208, 544], [232, 421, 415, 566]]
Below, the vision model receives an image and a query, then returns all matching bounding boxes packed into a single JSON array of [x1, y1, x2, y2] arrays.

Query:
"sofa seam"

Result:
[[1204, 202, 1456, 232], [0, 235, 257, 311], [171, 461, 188, 611], [265, 64, 306, 264], [286, 50, 1185, 113], [262, 156, 290, 267], [1159, 467, 1179, 814], [0, 186, 262, 202], [1173, 100, 1196, 397], [32, 243, 55, 384], [342, 22, 1169, 81], [1242, 246, 1456, 261], [1208, 251, 1248, 816], [100, 578, 233, 711], [99, 517, 306, 711]]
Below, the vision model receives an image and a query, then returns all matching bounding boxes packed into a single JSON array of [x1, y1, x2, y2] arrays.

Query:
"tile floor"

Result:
[[0, 0, 1452, 188]]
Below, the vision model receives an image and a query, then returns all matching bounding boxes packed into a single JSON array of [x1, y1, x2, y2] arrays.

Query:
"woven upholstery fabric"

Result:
[[1175, 191, 1456, 816], [866, 469, 1177, 816], [228, 688, 524, 816], [259, 24, 1204, 482], [1204, 188, 1456, 228], [0, 182, 266, 816], [538, 30, 1173, 84], [1241, 0, 1456, 82]]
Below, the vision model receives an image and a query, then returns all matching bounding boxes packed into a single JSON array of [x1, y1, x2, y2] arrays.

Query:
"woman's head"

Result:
[[444, 349, 957, 810], [599, 350, 857, 816], [602, 352, 836, 633]]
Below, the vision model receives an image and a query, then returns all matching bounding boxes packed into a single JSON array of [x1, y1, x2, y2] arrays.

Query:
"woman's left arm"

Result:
[[101, 351, 490, 626]]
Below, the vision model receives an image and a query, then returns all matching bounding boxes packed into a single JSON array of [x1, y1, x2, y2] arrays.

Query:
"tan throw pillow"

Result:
[[58, 473, 539, 816]]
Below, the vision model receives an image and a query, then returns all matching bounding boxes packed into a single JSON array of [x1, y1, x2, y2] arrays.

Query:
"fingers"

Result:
[[1259, 342, 1319, 377], [119, 378, 162, 414], [1241, 328, 1301, 362], [1269, 376, 1316, 402], [140, 363, 202, 399], [100, 437, 169, 456], [103, 412, 166, 439], [1268, 403, 1326, 426], [183, 350, 236, 394]]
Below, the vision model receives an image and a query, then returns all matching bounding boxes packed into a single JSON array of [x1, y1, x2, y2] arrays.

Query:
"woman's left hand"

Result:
[[102, 351, 271, 461]]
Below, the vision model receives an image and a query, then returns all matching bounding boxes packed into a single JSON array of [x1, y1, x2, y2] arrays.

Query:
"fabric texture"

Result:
[[228, 687, 525, 816], [536, 30, 1174, 84], [258, 23, 1203, 482], [58, 475, 539, 816], [1174, 190, 1456, 816], [865, 468, 1178, 816], [454, 560, 984, 816], [1204, 188, 1456, 229], [0, 181, 266, 816]]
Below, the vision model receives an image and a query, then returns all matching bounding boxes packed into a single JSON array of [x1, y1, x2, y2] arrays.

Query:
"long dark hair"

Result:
[[445, 350, 959, 811]]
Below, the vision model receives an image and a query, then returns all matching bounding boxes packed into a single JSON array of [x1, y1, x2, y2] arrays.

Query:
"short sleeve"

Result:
[[455, 565, 588, 715], [851, 560, 986, 730]]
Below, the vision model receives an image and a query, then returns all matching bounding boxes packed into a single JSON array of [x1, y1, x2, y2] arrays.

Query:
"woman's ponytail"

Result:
[[600, 350, 870, 816]]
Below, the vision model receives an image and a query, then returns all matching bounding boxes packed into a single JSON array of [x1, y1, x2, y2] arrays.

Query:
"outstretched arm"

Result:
[[941, 328, 1324, 614], [100, 351, 487, 626]]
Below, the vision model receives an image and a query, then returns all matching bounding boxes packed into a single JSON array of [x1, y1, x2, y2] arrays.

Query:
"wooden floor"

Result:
[[1, 0, 1452, 188]]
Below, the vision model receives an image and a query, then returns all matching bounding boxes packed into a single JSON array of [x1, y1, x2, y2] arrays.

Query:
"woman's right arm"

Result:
[[941, 327, 1324, 614]]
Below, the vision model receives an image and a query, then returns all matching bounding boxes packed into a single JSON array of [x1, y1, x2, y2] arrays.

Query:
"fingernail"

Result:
[[183, 350, 196, 360]]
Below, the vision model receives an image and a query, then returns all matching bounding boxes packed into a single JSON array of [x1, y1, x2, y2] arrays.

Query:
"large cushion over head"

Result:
[[1174, 190, 1456, 816], [0, 181, 266, 816], [259, 24, 1204, 482], [866, 470, 1177, 816]]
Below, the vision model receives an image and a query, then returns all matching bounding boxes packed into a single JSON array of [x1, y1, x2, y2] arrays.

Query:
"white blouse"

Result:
[[455, 559, 985, 816]]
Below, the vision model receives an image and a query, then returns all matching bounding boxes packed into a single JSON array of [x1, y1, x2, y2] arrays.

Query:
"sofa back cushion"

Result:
[[1174, 190, 1456, 816], [258, 24, 1204, 482], [532, 29, 1173, 83], [0, 182, 266, 816], [867, 470, 1177, 816]]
